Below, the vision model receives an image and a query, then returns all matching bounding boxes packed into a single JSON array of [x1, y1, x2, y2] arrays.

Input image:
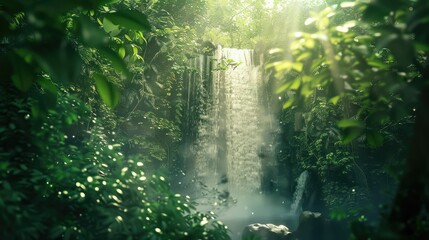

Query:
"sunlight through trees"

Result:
[[1, 0, 428, 239]]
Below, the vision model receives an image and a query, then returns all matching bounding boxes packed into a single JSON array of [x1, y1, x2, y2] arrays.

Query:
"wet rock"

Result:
[[242, 223, 293, 240]]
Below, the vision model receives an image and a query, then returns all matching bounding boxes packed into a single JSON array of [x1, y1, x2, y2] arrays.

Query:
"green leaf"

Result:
[[97, 0, 121, 4], [102, 17, 119, 33], [268, 48, 284, 54], [30, 41, 82, 83], [415, 42, 429, 51], [367, 59, 388, 69], [104, 10, 151, 32], [337, 119, 364, 128], [367, 131, 384, 148], [3, 181, 11, 190], [291, 62, 303, 72], [282, 98, 295, 109], [290, 78, 301, 90], [79, 16, 108, 47], [300, 85, 314, 98], [296, 52, 311, 62], [338, 119, 365, 144], [340, 2, 356, 8], [329, 96, 340, 105], [65, 112, 78, 125], [0, 162, 9, 171], [124, 34, 132, 41], [11, 56, 34, 92], [274, 61, 293, 72], [94, 73, 120, 108], [31, 102, 41, 118], [276, 83, 289, 94], [98, 47, 128, 75], [118, 47, 126, 59], [132, 45, 138, 55], [342, 127, 364, 144], [37, 77, 57, 96], [20, 164, 28, 170]]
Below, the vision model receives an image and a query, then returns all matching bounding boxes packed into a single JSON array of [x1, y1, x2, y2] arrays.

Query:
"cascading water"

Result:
[[290, 170, 309, 214], [184, 46, 288, 240], [194, 46, 264, 194]]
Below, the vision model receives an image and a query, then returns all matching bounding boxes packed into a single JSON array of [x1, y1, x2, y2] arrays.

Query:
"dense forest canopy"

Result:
[[1, 0, 428, 239]]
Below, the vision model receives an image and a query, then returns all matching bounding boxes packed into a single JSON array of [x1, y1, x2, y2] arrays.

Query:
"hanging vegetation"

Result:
[[1, 0, 428, 239], [0, 0, 229, 239], [269, 0, 429, 238]]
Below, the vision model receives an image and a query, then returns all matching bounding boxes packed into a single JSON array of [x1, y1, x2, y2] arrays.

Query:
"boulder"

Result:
[[242, 223, 293, 240]]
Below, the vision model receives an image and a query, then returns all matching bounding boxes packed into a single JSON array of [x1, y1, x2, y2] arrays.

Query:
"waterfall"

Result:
[[182, 47, 290, 240], [192, 46, 265, 195], [290, 170, 309, 214]]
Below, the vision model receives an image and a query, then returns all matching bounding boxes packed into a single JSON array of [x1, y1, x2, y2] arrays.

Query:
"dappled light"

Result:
[[1, 0, 429, 239]]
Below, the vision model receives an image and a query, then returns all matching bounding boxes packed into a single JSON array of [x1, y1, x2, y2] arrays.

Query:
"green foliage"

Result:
[[214, 58, 242, 71], [0, 0, 231, 239], [104, 9, 151, 32], [114, 1, 201, 171], [201, 0, 325, 48], [272, 0, 429, 237], [282, 99, 370, 219], [0, 0, 155, 108], [94, 73, 121, 108], [0, 86, 230, 239], [270, 0, 421, 146]]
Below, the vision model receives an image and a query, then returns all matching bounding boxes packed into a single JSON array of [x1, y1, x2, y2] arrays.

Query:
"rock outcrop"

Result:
[[241, 211, 348, 240], [242, 223, 293, 240]]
